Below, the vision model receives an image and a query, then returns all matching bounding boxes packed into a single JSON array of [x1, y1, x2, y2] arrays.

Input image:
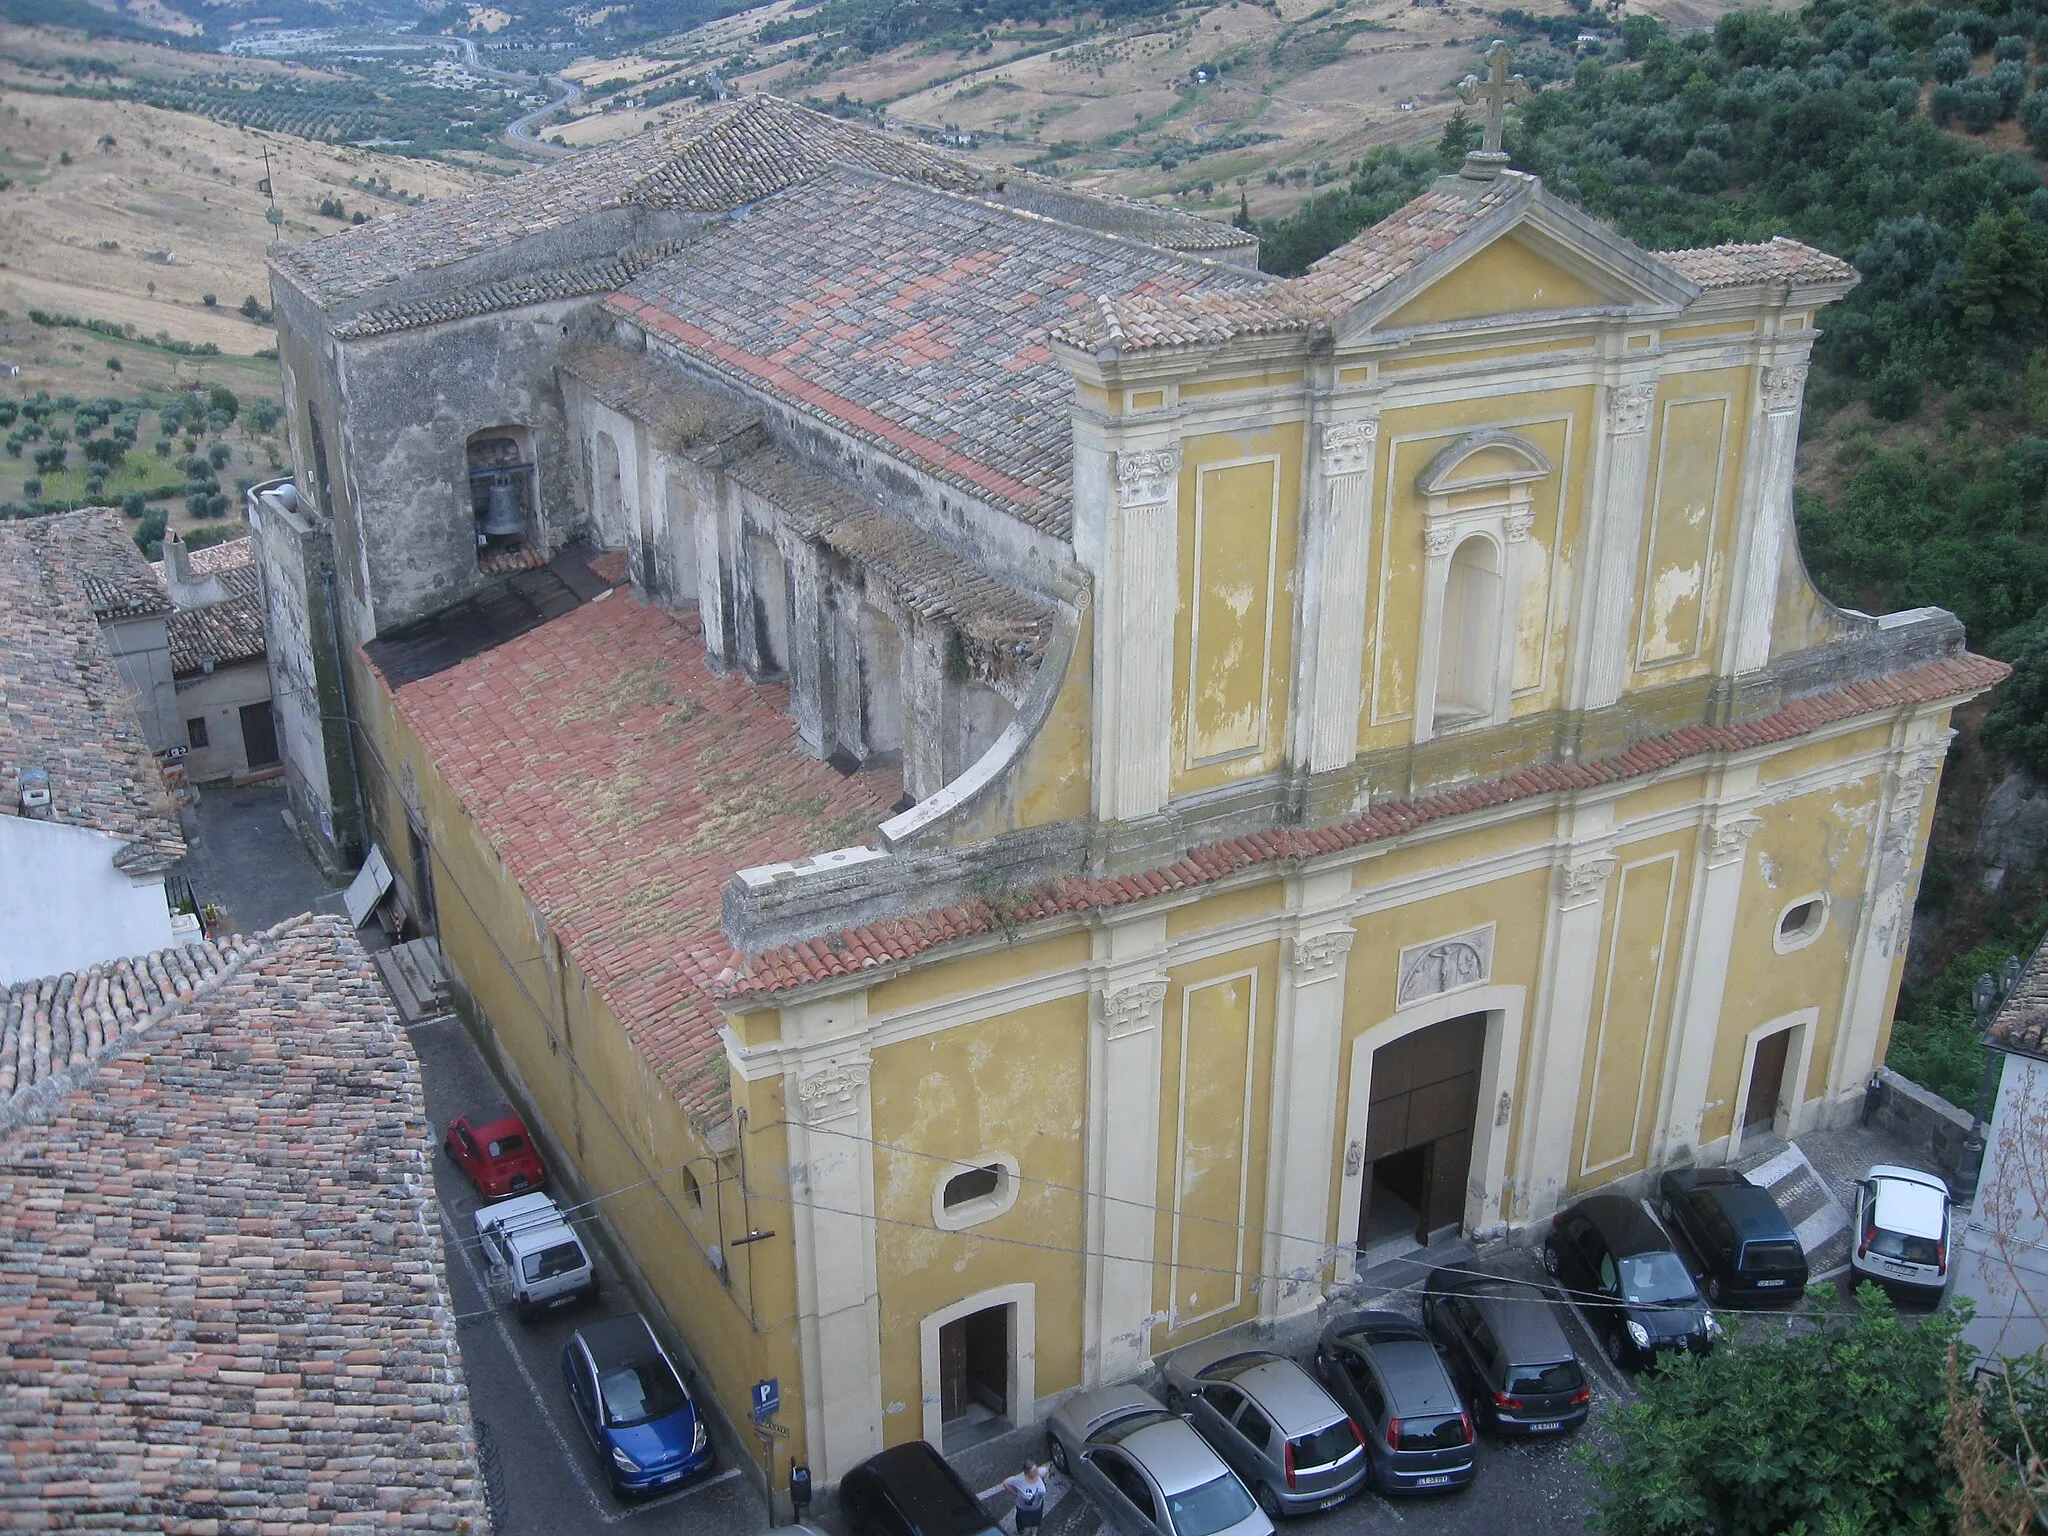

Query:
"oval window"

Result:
[[932, 1153, 1020, 1231], [1775, 895, 1828, 953]]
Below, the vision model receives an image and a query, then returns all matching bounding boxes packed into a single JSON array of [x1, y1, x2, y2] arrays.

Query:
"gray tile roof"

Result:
[[25, 506, 170, 621], [729, 445, 1052, 670], [1661, 237, 1858, 290], [275, 94, 986, 308], [332, 239, 693, 339], [986, 166, 1259, 257], [610, 166, 1270, 536], [0, 914, 484, 1526], [0, 516, 184, 874], [559, 340, 761, 454], [165, 565, 265, 676]]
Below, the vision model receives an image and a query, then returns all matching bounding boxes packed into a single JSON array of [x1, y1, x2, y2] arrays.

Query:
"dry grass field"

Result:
[[0, 24, 484, 359], [546, 0, 1788, 221]]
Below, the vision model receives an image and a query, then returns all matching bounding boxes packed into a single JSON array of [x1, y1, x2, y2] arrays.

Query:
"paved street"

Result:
[[410, 1010, 772, 1536], [173, 780, 349, 934]]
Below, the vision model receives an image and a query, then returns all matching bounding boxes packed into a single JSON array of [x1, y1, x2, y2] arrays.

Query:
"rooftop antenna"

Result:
[[261, 145, 284, 246]]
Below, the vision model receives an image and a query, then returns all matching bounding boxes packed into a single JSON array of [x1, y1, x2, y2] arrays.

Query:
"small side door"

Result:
[[1087, 1447, 1161, 1535]]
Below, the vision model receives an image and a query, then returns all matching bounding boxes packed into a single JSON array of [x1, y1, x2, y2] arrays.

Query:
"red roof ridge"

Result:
[[717, 651, 2008, 1001]]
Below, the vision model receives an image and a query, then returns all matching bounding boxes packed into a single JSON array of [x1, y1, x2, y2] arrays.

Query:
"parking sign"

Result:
[[752, 1378, 780, 1422]]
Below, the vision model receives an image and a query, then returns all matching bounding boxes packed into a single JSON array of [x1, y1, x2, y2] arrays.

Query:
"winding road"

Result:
[[446, 36, 582, 156]]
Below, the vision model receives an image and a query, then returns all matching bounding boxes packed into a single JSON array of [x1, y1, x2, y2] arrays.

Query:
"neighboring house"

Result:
[[257, 96, 2002, 1494], [0, 914, 485, 1524], [155, 533, 280, 782], [23, 508, 179, 753], [1964, 941, 2048, 1360], [0, 514, 185, 985]]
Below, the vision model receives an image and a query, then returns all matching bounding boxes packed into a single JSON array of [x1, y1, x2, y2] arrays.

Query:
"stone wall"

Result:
[[1865, 1065, 1976, 1184]]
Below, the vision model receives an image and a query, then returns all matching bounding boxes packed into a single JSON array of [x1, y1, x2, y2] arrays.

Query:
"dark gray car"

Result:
[[1314, 1312, 1476, 1494], [1046, 1383, 1273, 1536], [1162, 1339, 1368, 1518], [1422, 1268, 1590, 1438]]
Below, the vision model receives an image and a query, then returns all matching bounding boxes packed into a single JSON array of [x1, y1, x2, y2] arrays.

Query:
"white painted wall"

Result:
[[0, 816, 174, 986]]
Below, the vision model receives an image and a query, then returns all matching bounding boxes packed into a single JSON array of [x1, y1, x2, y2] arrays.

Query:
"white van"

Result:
[[475, 1191, 598, 1321]]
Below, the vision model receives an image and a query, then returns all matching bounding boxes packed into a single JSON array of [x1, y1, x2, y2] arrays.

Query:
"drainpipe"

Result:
[[321, 564, 369, 867]]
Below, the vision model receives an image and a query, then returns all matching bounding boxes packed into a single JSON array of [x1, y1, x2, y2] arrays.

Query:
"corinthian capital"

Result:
[[1558, 853, 1618, 908], [1116, 447, 1181, 509]]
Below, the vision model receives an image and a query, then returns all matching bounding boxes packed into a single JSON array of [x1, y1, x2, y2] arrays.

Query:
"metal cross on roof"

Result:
[[1457, 40, 1531, 179]]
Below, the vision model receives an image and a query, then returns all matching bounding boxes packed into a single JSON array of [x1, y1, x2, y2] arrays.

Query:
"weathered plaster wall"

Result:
[[172, 660, 275, 783], [0, 816, 172, 986]]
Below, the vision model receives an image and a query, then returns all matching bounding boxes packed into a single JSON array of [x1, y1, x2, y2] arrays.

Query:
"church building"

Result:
[[254, 87, 2004, 1497]]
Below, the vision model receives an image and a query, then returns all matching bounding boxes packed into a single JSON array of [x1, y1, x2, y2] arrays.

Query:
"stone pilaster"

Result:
[[783, 535, 829, 757], [903, 614, 949, 803], [1828, 726, 1953, 1115], [1579, 380, 1658, 711], [1083, 913, 1171, 1384], [1515, 842, 1618, 1221], [1262, 900, 1357, 1319], [1731, 361, 1809, 674], [1095, 447, 1181, 821], [1300, 418, 1379, 774], [1655, 797, 1763, 1163], [786, 1051, 884, 1484]]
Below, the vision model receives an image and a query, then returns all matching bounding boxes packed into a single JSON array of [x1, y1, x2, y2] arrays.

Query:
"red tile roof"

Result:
[[716, 652, 2010, 998], [0, 915, 482, 1526], [373, 592, 900, 1118]]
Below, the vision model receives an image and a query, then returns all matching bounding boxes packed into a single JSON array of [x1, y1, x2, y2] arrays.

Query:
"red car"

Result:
[[444, 1107, 548, 1200]]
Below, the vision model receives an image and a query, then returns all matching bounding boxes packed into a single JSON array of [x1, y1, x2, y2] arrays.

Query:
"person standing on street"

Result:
[[1003, 1460, 1049, 1533]]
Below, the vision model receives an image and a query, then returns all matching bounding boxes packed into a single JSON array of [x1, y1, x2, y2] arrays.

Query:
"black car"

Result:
[[1543, 1194, 1719, 1371], [1422, 1268, 1592, 1438], [1314, 1311, 1476, 1495], [1657, 1166, 1809, 1306], [839, 1441, 1004, 1536]]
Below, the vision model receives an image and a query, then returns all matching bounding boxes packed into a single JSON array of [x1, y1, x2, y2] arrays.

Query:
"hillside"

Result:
[[0, 23, 484, 356], [534, 0, 1783, 222]]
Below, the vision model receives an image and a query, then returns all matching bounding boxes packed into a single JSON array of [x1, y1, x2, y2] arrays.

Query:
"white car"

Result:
[[1849, 1165, 1951, 1296], [475, 1191, 598, 1321]]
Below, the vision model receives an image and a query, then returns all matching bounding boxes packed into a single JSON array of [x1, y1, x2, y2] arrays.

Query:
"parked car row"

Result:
[[445, 1106, 717, 1502]]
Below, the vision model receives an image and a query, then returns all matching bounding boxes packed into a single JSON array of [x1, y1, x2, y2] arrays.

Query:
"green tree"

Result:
[[206, 384, 239, 424], [1950, 208, 2045, 334], [133, 508, 166, 557], [1583, 1291, 1962, 1536]]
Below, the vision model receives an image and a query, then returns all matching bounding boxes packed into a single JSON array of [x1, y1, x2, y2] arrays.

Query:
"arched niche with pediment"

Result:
[[1412, 429, 1554, 742]]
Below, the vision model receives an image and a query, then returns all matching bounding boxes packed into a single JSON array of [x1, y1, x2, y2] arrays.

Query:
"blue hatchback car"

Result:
[[562, 1314, 712, 1497]]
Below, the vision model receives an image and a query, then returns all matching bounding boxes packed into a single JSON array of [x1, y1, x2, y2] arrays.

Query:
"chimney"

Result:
[[165, 529, 194, 587]]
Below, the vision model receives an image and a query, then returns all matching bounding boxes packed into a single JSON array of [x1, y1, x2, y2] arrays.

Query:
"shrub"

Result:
[[207, 441, 231, 468], [1998, 31, 2032, 60], [1582, 1290, 1962, 1536], [32, 444, 65, 474], [1935, 29, 1974, 81], [23, 478, 41, 498], [1675, 145, 1728, 191], [120, 491, 145, 517], [133, 509, 166, 557], [1869, 362, 1925, 419]]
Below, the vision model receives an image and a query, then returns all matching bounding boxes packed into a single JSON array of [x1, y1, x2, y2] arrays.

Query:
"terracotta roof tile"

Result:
[[165, 566, 265, 676], [373, 593, 899, 1121], [718, 651, 2009, 998], [1056, 175, 1854, 356], [1988, 937, 2048, 1060], [0, 516, 184, 873], [611, 166, 1267, 534], [23, 506, 170, 621], [0, 915, 483, 1525]]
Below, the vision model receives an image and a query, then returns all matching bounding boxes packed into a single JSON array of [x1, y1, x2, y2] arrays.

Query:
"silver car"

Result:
[[1162, 1341, 1368, 1518], [1047, 1384, 1273, 1536]]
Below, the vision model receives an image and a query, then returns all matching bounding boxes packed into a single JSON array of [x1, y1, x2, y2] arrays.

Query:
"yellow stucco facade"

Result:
[[339, 159, 1999, 1504]]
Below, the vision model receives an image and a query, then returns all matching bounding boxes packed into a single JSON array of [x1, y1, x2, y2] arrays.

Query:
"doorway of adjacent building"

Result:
[[1358, 1013, 1485, 1256], [239, 702, 280, 771], [938, 1303, 1010, 1453], [1744, 1027, 1793, 1133]]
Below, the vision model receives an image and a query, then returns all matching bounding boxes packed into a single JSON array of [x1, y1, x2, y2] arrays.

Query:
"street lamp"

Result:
[[1959, 967, 2017, 1203]]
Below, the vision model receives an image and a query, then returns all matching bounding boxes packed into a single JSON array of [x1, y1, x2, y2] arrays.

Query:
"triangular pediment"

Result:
[[1338, 177, 1699, 339]]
